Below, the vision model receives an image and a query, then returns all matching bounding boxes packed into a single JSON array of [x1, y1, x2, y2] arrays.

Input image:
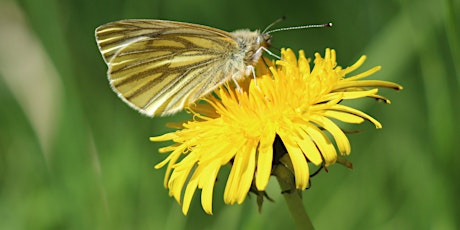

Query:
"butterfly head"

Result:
[[258, 33, 272, 49]]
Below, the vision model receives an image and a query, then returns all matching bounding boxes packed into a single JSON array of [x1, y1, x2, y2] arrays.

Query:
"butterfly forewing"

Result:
[[95, 20, 242, 116]]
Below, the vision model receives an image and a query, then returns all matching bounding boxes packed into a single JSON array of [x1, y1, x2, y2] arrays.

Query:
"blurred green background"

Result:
[[1, 0, 458, 229]]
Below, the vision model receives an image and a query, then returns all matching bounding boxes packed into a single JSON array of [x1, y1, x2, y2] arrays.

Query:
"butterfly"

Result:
[[95, 19, 275, 117], [95, 19, 331, 117]]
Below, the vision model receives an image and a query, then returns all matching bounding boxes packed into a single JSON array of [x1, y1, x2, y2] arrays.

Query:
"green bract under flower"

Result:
[[150, 48, 402, 215]]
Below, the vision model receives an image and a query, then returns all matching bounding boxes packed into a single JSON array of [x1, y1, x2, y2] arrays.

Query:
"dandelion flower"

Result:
[[150, 48, 402, 215]]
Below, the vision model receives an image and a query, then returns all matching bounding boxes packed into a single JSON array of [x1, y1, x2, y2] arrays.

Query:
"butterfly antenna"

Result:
[[262, 16, 287, 34], [265, 22, 332, 34]]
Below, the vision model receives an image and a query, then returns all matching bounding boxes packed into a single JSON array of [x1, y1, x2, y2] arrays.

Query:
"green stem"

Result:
[[272, 136, 314, 230], [273, 163, 314, 230]]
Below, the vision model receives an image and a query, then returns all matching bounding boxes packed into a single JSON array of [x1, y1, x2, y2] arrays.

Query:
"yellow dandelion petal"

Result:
[[199, 162, 220, 215], [331, 104, 383, 128], [279, 131, 310, 189], [157, 146, 177, 153], [168, 155, 196, 202], [149, 133, 178, 142], [230, 139, 258, 204], [182, 174, 198, 214], [237, 144, 257, 204], [311, 115, 351, 155], [255, 129, 276, 190], [322, 110, 365, 124], [337, 79, 402, 91], [302, 124, 337, 166], [336, 89, 380, 100], [343, 55, 367, 75], [293, 125, 323, 165]]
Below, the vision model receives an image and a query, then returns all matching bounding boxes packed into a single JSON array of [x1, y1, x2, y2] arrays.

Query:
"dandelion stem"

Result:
[[273, 137, 314, 230]]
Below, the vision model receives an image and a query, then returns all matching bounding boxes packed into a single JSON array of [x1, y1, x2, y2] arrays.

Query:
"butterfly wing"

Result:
[[95, 19, 239, 116]]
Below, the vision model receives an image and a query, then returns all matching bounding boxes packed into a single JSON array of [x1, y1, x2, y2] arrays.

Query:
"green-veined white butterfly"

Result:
[[95, 19, 330, 117]]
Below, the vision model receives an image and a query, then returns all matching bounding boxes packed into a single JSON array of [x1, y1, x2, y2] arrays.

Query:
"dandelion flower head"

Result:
[[150, 48, 402, 215]]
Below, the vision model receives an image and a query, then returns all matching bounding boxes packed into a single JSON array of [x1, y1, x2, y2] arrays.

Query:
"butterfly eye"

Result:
[[262, 34, 272, 47]]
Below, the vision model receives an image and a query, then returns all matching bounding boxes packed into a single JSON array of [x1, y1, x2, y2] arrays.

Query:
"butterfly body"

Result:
[[95, 20, 271, 116]]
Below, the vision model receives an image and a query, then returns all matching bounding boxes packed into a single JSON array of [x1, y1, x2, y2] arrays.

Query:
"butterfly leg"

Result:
[[233, 64, 259, 93], [249, 65, 258, 87], [260, 47, 281, 60], [232, 77, 243, 93]]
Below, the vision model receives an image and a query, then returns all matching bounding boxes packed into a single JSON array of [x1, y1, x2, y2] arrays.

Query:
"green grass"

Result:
[[0, 0, 458, 229]]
